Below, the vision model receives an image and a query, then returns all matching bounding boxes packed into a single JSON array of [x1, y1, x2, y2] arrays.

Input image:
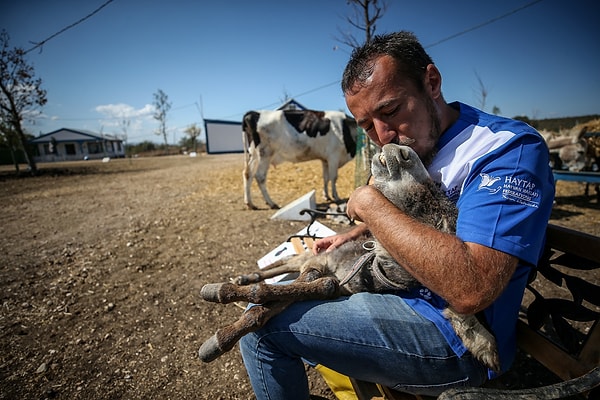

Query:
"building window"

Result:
[[65, 144, 76, 155], [88, 142, 102, 154]]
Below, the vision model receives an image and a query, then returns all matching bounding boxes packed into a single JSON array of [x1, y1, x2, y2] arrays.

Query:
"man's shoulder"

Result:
[[456, 102, 539, 137]]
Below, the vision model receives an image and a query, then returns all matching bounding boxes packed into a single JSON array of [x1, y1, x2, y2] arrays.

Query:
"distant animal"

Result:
[[199, 144, 500, 372], [242, 109, 358, 209], [543, 127, 591, 172], [543, 126, 600, 199]]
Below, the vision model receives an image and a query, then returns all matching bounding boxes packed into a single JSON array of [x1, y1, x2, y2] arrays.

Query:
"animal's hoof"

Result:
[[198, 334, 225, 363], [233, 276, 247, 285], [200, 283, 225, 303], [470, 339, 500, 372], [481, 350, 501, 373], [233, 273, 258, 285]]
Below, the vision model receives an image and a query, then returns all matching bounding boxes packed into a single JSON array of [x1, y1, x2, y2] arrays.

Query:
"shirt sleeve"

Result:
[[455, 133, 555, 266]]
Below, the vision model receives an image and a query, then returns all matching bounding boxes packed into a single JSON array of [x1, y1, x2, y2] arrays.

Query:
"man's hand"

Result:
[[312, 228, 365, 254], [346, 185, 380, 222]]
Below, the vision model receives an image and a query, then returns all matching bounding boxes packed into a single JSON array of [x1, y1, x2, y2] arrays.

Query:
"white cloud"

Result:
[[94, 103, 157, 138], [95, 103, 154, 119]]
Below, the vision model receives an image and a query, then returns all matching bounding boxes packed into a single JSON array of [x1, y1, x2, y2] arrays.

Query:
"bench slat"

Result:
[[580, 320, 600, 368], [545, 224, 600, 263], [516, 320, 589, 380]]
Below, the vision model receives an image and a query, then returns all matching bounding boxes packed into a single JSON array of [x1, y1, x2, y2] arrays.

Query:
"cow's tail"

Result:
[[242, 111, 259, 165], [242, 119, 249, 165]]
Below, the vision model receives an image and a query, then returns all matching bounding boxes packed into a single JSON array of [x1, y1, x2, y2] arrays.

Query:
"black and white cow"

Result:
[[242, 109, 358, 209]]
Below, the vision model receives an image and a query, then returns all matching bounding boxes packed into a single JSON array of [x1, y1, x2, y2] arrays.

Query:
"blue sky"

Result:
[[2, 0, 599, 144]]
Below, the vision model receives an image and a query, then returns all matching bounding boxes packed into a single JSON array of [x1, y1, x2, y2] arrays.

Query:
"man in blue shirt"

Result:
[[239, 31, 555, 399]]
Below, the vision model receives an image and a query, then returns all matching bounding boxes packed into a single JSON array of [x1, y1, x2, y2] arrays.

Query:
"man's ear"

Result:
[[424, 64, 442, 99]]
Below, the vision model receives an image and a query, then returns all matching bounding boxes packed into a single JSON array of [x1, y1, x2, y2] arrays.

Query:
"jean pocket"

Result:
[[392, 374, 481, 397]]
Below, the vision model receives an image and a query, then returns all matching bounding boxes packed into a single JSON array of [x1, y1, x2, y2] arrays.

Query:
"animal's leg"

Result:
[[443, 308, 500, 372], [254, 155, 279, 209], [234, 261, 302, 285], [199, 300, 292, 362], [329, 169, 340, 203], [325, 159, 342, 202], [584, 182, 599, 199], [199, 264, 337, 363], [243, 148, 259, 210], [585, 182, 590, 197], [234, 252, 312, 285], [201, 277, 340, 304], [321, 160, 332, 201]]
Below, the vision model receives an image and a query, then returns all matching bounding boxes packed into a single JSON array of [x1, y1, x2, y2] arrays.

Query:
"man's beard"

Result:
[[419, 95, 442, 168]]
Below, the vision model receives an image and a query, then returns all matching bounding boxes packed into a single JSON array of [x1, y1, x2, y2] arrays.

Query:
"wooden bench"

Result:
[[348, 223, 600, 399]]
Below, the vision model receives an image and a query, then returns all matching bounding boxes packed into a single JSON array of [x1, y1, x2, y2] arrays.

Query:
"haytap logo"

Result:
[[478, 173, 502, 194]]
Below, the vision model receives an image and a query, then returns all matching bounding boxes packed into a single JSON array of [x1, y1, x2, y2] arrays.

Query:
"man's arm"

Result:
[[347, 185, 517, 314]]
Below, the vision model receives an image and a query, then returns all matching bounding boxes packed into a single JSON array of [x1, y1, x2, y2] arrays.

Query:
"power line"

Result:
[[225, 0, 544, 120], [423, 0, 544, 49], [220, 80, 341, 120], [26, 0, 115, 54]]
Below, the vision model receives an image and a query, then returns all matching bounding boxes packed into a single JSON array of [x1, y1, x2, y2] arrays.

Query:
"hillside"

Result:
[[517, 114, 600, 132]]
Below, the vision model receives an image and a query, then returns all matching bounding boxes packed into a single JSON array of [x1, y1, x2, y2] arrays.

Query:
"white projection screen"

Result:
[[204, 119, 244, 154]]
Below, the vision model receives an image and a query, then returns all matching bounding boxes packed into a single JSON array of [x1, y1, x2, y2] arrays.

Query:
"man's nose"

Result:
[[373, 120, 397, 145]]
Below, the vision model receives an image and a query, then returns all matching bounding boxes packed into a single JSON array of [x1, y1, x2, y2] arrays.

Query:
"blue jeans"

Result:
[[239, 292, 488, 400]]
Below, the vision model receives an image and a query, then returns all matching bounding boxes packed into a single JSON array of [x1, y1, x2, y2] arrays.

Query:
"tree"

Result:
[[336, 0, 388, 187], [0, 30, 47, 174], [152, 89, 171, 154], [474, 71, 488, 111], [183, 123, 202, 152], [336, 0, 387, 49], [0, 119, 22, 171], [119, 118, 130, 156]]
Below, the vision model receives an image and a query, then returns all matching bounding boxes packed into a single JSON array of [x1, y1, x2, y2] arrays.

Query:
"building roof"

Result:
[[30, 128, 122, 143], [276, 99, 307, 111]]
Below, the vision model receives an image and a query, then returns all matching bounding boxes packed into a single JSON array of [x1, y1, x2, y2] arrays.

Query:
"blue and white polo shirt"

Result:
[[403, 102, 555, 379]]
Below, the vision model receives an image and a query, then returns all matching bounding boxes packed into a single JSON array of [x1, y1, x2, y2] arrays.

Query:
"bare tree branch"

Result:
[[1, 31, 47, 174], [335, 0, 388, 50], [152, 89, 171, 155]]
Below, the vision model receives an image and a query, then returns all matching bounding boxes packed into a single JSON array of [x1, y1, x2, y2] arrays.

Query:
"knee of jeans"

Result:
[[239, 332, 253, 350]]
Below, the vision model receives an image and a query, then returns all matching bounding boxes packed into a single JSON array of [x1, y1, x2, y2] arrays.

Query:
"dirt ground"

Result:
[[1, 153, 598, 400]]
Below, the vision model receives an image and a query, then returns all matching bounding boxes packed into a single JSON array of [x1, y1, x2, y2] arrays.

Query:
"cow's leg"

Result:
[[243, 149, 259, 210], [325, 160, 342, 202], [321, 160, 332, 201], [254, 154, 279, 209], [199, 300, 291, 362]]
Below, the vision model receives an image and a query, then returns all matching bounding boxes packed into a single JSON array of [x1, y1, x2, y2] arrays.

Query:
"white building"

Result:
[[30, 128, 125, 162]]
